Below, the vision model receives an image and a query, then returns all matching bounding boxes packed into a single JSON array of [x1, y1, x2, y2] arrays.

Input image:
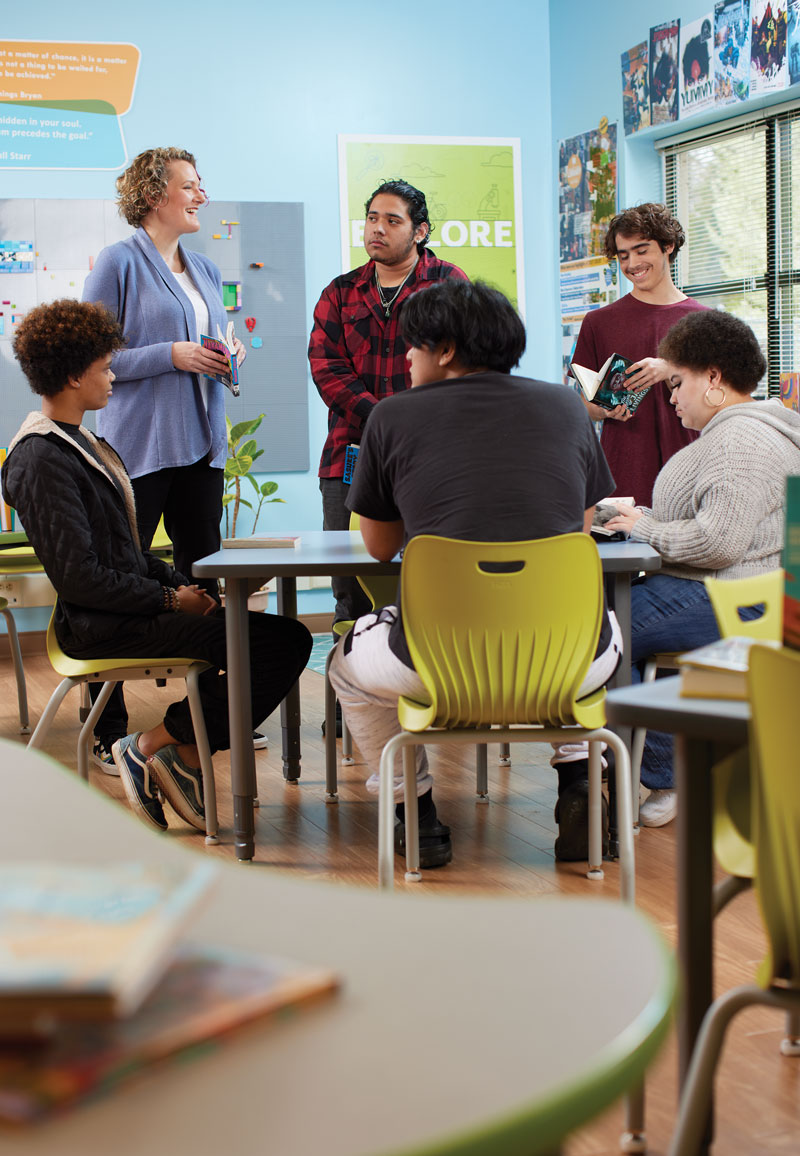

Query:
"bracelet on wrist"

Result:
[[162, 586, 180, 613]]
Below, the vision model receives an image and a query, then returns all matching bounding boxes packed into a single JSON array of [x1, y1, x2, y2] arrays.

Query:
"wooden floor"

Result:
[[3, 652, 799, 1154]]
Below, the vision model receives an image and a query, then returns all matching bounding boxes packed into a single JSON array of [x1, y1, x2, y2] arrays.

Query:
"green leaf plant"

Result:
[[223, 414, 285, 538]]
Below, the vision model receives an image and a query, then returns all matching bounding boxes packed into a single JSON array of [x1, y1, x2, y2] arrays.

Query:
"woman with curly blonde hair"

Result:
[[82, 146, 246, 761]]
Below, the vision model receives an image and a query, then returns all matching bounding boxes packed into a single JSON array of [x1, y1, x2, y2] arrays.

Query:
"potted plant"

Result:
[[222, 414, 285, 609]]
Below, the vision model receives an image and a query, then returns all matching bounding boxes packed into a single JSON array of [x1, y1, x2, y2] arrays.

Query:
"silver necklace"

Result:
[[375, 264, 415, 318]]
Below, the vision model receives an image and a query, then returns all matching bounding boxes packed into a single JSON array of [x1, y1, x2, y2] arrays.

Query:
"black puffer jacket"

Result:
[[1, 413, 188, 655]]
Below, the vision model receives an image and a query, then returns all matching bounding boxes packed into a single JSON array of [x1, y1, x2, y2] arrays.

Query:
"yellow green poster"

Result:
[[338, 134, 524, 312]]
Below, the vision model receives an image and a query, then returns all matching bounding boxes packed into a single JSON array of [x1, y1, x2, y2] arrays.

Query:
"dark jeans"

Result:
[[76, 610, 311, 753], [319, 476, 371, 625], [630, 573, 759, 789], [92, 455, 225, 737]]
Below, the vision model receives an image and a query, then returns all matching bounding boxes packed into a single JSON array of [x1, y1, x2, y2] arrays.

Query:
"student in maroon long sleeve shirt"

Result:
[[573, 203, 707, 506]]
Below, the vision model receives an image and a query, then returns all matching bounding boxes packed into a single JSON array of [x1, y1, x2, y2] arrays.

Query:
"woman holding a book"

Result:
[[605, 310, 800, 826], [82, 147, 246, 760]]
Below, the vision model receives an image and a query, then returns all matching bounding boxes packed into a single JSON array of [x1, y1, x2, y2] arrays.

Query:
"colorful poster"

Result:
[[560, 256, 619, 324], [338, 135, 523, 311], [680, 14, 716, 117], [621, 41, 650, 135], [789, 0, 800, 81], [558, 122, 618, 265], [715, 0, 752, 104], [0, 40, 139, 169], [650, 19, 681, 124], [750, 0, 788, 93]]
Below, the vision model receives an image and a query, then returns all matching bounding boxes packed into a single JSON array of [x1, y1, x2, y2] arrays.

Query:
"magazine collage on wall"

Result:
[[622, 1, 799, 136]]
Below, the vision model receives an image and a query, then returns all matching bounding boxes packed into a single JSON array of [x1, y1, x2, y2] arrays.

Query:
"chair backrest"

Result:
[[747, 643, 800, 987], [348, 511, 400, 613], [399, 533, 604, 730], [704, 570, 783, 641], [0, 530, 44, 574]]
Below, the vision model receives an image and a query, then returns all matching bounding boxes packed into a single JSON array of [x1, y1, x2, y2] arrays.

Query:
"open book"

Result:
[[571, 353, 649, 414], [591, 497, 635, 541], [0, 861, 216, 1035], [201, 321, 240, 397]]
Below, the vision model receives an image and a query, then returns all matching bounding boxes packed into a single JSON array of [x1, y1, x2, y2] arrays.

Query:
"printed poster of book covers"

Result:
[[621, 1, 797, 135]]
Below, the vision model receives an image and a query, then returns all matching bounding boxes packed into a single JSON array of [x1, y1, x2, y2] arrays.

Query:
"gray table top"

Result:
[[606, 676, 750, 743], [194, 531, 661, 579], [1, 739, 672, 1156]]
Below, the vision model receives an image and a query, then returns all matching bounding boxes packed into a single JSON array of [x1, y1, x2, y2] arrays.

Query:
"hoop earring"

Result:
[[704, 384, 726, 408]]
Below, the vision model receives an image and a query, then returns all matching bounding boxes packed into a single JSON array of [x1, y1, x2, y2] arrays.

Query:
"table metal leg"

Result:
[[225, 577, 256, 861], [277, 577, 302, 782], [606, 572, 633, 858], [676, 733, 715, 1153]]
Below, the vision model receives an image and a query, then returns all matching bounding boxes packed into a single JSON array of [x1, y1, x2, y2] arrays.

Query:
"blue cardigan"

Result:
[[83, 227, 228, 478]]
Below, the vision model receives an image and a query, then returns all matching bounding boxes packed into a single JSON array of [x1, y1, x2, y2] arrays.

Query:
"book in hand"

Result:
[[221, 535, 300, 549], [0, 861, 216, 1036], [677, 635, 781, 700], [0, 946, 339, 1124], [571, 353, 650, 414], [201, 321, 240, 396], [591, 497, 635, 541]]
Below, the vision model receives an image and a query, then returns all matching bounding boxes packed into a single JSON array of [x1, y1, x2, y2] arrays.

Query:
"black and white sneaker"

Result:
[[148, 745, 206, 831], [112, 735, 168, 832], [92, 734, 125, 776], [253, 731, 268, 750]]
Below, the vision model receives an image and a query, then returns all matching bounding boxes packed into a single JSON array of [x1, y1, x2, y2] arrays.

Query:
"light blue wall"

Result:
[[3, 0, 555, 623]]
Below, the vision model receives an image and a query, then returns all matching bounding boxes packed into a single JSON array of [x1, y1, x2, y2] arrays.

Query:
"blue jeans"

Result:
[[630, 574, 721, 790]]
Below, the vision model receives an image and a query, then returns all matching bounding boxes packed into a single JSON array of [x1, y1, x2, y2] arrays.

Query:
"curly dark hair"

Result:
[[365, 178, 434, 253], [604, 202, 686, 263], [658, 309, 766, 394], [13, 299, 125, 398], [400, 280, 526, 374], [116, 147, 199, 227]]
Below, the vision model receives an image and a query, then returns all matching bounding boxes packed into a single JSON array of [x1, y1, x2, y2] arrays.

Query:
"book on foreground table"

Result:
[[677, 635, 782, 700], [0, 947, 339, 1125], [221, 535, 300, 549], [0, 861, 216, 1035]]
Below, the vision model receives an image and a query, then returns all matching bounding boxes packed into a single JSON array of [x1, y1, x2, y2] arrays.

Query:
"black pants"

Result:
[[133, 456, 224, 599], [319, 476, 371, 626], [77, 610, 311, 753], [92, 455, 225, 736]]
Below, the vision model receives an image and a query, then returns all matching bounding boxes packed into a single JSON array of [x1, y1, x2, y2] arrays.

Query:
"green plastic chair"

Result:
[[27, 609, 220, 844], [378, 533, 636, 899], [669, 642, 800, 1155], [0, 530, 50, 735]]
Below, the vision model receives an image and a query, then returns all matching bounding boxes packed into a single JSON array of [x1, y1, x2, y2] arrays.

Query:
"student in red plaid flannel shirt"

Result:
[[309, 178, 468, 629]]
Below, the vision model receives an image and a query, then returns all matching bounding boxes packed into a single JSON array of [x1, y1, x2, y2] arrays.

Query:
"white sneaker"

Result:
[[639, 788, 677, 827]]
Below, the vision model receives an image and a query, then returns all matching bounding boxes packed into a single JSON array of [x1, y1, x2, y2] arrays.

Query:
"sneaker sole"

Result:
[[148, 750, 206, 832], [112, 740, 168, 832], [91, 752, 120, 776]]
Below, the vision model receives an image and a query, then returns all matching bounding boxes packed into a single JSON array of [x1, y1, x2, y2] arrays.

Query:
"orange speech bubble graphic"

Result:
[[0, 41, 140, 115]]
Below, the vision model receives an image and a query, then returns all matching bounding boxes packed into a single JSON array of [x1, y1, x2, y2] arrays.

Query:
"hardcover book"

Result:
[[621, 41, 651, 135], [0, 946, 338, 1124], [680, 13, 715, 117], [221, 535, 300, 549], [677, 635, 781, 699], [571, 354, 650, 414], [650, 19, 681, 124], [0, 861, 216, 1034]]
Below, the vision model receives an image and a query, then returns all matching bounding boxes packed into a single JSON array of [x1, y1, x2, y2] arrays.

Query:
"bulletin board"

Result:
[[0, 199, 309, 471]]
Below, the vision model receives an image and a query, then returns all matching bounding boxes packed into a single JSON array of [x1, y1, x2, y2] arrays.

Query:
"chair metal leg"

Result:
[[79, 682, 91, 723], [476, 743, 489, 800], [712, 873, 751, 917], [341, 714, 353, 764], [378, 733, 403, 889], [77, 680, 117, 781], [187, 665, 219, 845], [782, 1007, 800, 1056], [587, 741, 604, 880], [498, 741, 511, 766], [323, 647, 339, 801], [28, 677, 78, 753], [621, 1084, 646, 1153], [403, 744, 421, 882], [1, 606, 29, 733], [597, 728, 635, 904]]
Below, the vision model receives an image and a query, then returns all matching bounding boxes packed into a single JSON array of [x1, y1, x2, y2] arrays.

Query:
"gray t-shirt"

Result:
[[347, 370, 615, 665]]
